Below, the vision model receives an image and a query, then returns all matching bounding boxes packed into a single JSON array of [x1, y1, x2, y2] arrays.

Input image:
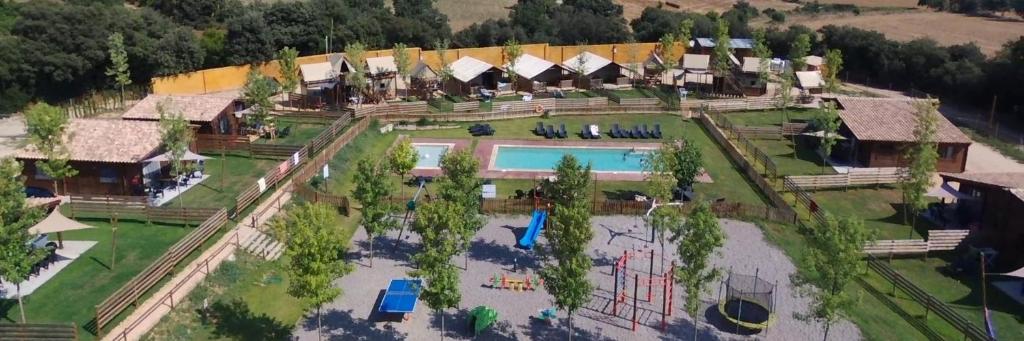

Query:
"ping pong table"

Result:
[[379, 278, 423, 314]]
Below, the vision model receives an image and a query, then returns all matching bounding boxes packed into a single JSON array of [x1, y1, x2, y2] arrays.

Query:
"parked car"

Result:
[[25, 186, 55, 198]]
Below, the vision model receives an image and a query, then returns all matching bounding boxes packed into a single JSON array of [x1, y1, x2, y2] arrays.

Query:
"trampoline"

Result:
[[717, 270, 777, 332], [379, 278, 423, 314]]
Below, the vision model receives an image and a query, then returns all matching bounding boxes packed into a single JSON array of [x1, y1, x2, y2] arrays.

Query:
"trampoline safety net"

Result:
[[725, 272, 775, 311]]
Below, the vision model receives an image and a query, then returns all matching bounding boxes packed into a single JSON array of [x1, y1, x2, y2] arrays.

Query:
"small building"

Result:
[[409, 61, 439, 99], [122, 94, 241, 137], [365, 56, 399, 101], [680, 54, 713, 90], [17, 119, 164, 196], [804, 55, 824, 71], [738, 57, 768, 96], [938, 172, 1024, 267], [834, 97, 971, 173], [503, 53, 570, 92], [445, 56, 501, 97], [795, 71, 824, 94], [562, 51, 626, 90], [299, 62, 340, 95], [691, 38, 755, 58]]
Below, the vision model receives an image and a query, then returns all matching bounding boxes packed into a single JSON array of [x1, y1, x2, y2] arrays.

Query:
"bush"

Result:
[[765, 9, 786, 23]]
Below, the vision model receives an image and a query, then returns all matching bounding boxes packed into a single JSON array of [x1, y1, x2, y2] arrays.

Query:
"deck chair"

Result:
[[545, 125, 555, 139], [558, 124, 567, 138], [581, 124, 593, 139], [535, 122, 546, 135], [652, 124, 663, 139], [641, 124, 651, 139]]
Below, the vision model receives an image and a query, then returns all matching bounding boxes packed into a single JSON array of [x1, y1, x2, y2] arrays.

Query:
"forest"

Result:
[[0, 0, 1021, 120]]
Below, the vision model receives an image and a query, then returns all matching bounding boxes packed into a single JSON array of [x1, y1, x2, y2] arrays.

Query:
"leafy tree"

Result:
[[540, 155, 594, 340], [823, 48, 843, 93], [806, 214, 874, 340], [392, 43, 412, 99], [816, 102, 841, 174], [752, 28, 772, 87], [644, 145, 683, 271], [624, 38, 642, 83], [711, 18, 733, 77], [105, 32, 131, 105], [776, 71, 796, 132], [571, 44, 590, 89], [277, 47, 300, 105], [344, 41, 368, 105], [659, 33, 678, 86], [790, 33, 811, 71], [435, 149, 484, 266], [409, 200, 464, 340], [676, 18, 694, 55], [225, 10, 275, 65], [434, 39, 454, 94], [391, 0, 453, 48], [672, 201, 725, 341], [654, 139, 704, 190], [503, 38, 523, 93], [242, 68, 275, 128], [900, 100, 940, 235], [352, 158, 397, 267], [0, 158, 45, 323], [199, 29, 229, 68], [388, 138, 418, 196], [452, 19, 524, 48], [146, 0, 228, 28], [630, 7, 715, 42], [282, 203, 352, 341], [158, 100, 195, 183], [24, 103, 77, 195]]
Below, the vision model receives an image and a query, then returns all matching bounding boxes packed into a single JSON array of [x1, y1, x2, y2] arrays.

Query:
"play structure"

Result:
[[490, 273, 544, 291], [468, 306, 498, 336], [379, 278, 423, 318], [611, 247, 676, 331], [393, 180, 430, 250], [717, 269, 777, 333], [517, 209, 547, 250]]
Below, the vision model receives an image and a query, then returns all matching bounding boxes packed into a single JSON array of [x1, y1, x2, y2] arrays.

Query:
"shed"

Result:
[[122, 94, 240, 136], [939, 172, 1024, 267]]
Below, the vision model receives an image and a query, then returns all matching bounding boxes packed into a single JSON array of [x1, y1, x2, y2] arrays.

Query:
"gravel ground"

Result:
[[0, 115, 26, 158], [293, 216, 861, 340]]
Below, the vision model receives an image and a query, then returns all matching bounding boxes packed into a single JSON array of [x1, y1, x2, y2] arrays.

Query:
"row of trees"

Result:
[[918, 0, 1024, 16]]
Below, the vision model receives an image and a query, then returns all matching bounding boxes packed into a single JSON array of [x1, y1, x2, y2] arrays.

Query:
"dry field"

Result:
[[617, 0, 799, 20], [432, 0, 516, 31]]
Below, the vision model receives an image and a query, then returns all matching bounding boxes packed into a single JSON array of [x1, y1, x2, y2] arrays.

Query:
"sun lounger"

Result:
[[652, 124, 663, 139], [641, 124, 651, 139], [611, 124, 622, 138], [581, 124, 593, 139], [535, 122, 545, 135], [631, 126, 641, 139], [545, 125, 555, 139], [589, 124, 601, 139], [558, 124, 567, 138]]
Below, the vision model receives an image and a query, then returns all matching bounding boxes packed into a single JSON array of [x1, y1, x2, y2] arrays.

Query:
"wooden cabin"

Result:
[[561, 51, 627, 90], [939, 172, 1024, 267], [122, 94, 241, 143], [446, 56, 502, 97], [504, 53, 571, 92]]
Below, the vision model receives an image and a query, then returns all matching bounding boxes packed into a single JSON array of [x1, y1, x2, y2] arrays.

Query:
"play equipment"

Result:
[[536, 307, 557, 325], [379, 278, 423, 317], [717, 269, 777, 333], [517, 209, 547, 250], [612, 248, 676, 331], [468, 306, 498, 336], [393, 180, 429, 250], [490, 273, 544, 291]]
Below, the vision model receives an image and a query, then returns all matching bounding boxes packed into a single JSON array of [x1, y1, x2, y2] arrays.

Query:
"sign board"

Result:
[[481, 184, 497, 199], [257, 177, 267, 193]]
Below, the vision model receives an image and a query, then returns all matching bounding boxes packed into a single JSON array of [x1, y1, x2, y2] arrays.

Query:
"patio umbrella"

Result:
[[800, 131, 847, 140], [469, 305, 498, 335], [29, 208, 94, 249], [144, 150, 211, 163]]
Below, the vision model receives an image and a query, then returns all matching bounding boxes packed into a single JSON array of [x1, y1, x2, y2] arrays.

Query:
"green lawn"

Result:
[[253, 117, 329, 146], [1, 217, 189, 339], [726, 108, 822, 127], [165, 155, 279, 209], [750, 138, 835, 176], [607, 87, 659, 98], [810, 186, 930, 240]]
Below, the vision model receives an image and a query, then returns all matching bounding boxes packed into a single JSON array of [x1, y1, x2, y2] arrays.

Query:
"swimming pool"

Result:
[[413, 144, 450, 169], [492, 146, 651, 172]]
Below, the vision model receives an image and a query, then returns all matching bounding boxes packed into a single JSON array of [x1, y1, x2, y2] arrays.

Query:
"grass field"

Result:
[[0, 217, 189, 339], [725, 108, 822, 127], [810, 186, 931, 240], [253, 117, 329, 146], [165, 155, 279, 209]]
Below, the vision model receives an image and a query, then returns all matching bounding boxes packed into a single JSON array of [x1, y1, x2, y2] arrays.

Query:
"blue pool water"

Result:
[[414, 144, 449, 168], [493, 146, 650, 172]]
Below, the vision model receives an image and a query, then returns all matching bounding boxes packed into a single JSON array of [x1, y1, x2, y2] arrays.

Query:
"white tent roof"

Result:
[[366, 56, 398, 74], [450, 56, 495, 83], [412, 61, 436, 80], [144, 150, 211, 163], [796, 71, 824, 89], [300, 62, 337, 83], [504, 54, 556, 80], [805, 55, 824, 67], [562, 51, 613, 76], [682, 54, 710, 70], [741, 57, 764, 73], [30, 208, 93, 235]]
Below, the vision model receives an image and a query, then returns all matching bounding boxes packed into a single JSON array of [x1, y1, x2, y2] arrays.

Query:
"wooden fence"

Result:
[[706, 110, 780, 180], [864, 230, 972, 256], [60, 86, 149, 119], [681, 98, 778, 112], [732, 123, 809, 139], [781, 177, 829, 227], [349, 101, 431, 117], [95, 208, 229, 337], [553, 97, 609, 111], [0, 323, 79, 340], [66, 203, 221, 224], [292, 183, 350, 216], [453, 101, 480, 112], [68, 195, 148, 207], [783, 168, 905, 191]]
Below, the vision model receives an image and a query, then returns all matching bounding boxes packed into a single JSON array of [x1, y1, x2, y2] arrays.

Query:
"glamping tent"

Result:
[[446, 56, 502, 97], [504, 54, 570, 92], [561, 51, 626, 90]]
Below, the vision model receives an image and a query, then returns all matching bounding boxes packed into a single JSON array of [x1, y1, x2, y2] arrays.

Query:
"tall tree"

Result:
[[775, 71, 796, 137], [23, 103, 77, 195], [644, 144, 684, 271], [242, 68, 275, 129], [711, 18, 733, 78], [434, 39, 454, 95], [344, 42, 369, 106], [503, 38, 524, 93], [392, 43, 412, 99], [571, 44, 590, 89], [277, 47, 300, 106], [823, 48, 844, 93], [816, 101, 841, 174], [790, 33, 811, 72], [435, 149, 484, 267], [0, 158, 45, 323], [659, 33, 679, 87], [624, 38, 642, 83], [806, 214, 874, 340], [282, 203, 352, 341], [672, 201, 725, 341], [410, 200, 465, 341], [752, 28, 773, 88], [352, 158, 397, 267], [654, 139, 704, 191], [105, 32, 131, 105], [900, 99, 940, 235], [388, 138, 419, 196], [540, 155, 594, 341], [158, 100, 195, 186], [677, 18, 694, 54]]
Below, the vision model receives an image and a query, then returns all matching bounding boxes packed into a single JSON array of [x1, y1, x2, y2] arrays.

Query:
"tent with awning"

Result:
[[29, 208, 94, 248]]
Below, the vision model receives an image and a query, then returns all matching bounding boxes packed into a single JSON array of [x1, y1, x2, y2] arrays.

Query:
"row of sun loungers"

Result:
[[610, 123, 662, 139], [469, 123, 495, 136], [534, 122, 568, 139]]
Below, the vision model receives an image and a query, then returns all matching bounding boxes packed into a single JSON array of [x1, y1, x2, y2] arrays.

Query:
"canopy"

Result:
[[927, 181, 973, 200], [145, 150, 211, 163], [469, 306, 498, 335], [801, 131, 847, 140], [29, 209, 93, 235]]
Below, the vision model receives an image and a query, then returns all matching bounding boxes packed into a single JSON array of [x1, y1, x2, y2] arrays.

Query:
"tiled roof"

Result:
[[836, 97, 971, 144], [18, 119, 163, 163], [562, 51, 614, 76], [940, 172, 1024, 188], [122, 94, 234, 122]]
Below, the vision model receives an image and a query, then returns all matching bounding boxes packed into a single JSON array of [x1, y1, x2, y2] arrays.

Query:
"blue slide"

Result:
[[518, 209, 547, 250]]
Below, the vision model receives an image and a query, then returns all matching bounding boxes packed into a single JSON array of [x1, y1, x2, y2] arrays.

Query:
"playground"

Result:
[[291, 215, 862, 340]]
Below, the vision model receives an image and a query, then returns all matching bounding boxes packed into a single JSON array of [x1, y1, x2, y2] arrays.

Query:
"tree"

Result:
[[624, 38, 642, 83], [282, 203, 351, 341], [242, 68, 275, 129], [345, 42, 369, 106], [158, 100, 195, 184], [540, 155, 594, 340], [0, 158, 46, 323], [388, 139, 419, 196], [105, 32, 131, 105], [225, 10, 275, 65], [790, 33, 811, 72], [776, 71, 796, 137], [752, 28, 773, 87], [352, 158, 397, 267], [711, 18, 733, 78], [23, 103, 77, 195], [659, 33, 679, 87], [409, 200, 465, 341], [823, 48, 843, 93], [677, 18, 694, 55], [900, 99, 940, 236], [434, 39, 454, 95], [806, 213, 874, 340], [503, 38, 523, 93], [277, 47, 300, 106], [672, 201, 725, 341], [571, 44, 590, 89], [644, 145, 684, 271], [816, 101, 841, 174], [654, 139, 704, 191], [435, 149, 484, 267], [392, 43, 412, 99]]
